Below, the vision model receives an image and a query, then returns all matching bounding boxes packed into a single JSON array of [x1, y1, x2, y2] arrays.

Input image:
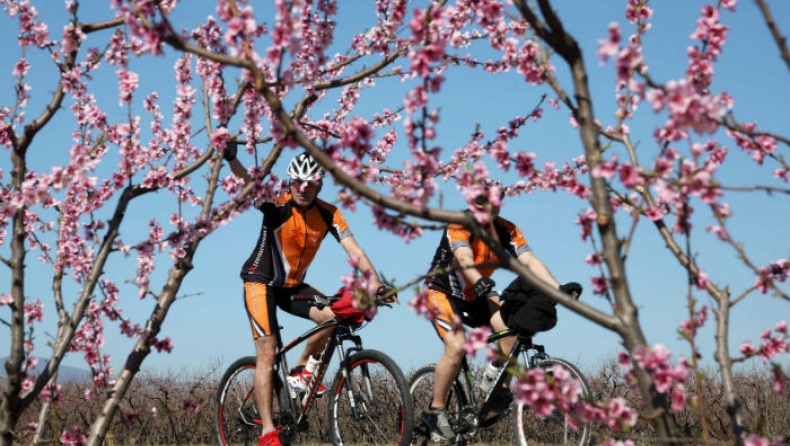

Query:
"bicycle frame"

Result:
[[274, 317, 365, 426], [455, 329, 546, 423], [409, 323, 591, 445]]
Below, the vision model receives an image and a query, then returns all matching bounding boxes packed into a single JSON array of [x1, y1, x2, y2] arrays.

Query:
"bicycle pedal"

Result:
[[430, 432, 455, 443], [286, 376, 300, 398]]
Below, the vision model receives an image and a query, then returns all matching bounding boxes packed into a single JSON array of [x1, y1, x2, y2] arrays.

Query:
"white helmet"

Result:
[[286, 151, 325, 181]]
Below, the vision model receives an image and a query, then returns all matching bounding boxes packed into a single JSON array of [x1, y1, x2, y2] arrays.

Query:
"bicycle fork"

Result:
[[334, 331, 373, 421]]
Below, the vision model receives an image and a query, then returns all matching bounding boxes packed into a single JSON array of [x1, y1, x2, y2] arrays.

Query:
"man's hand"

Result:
[[559, 282, 583, 300], [473, 277, 496, 300], [223, 142, 237, 162], [376, 285, 399, 304]]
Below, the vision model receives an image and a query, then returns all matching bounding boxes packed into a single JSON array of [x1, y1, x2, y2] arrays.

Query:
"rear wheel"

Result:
[[327, 349, 413, 446], [215, 356, 260, 446], [512, 357, 591, 446], [215, 357, 298, 446], [408, 364, 470, 446]]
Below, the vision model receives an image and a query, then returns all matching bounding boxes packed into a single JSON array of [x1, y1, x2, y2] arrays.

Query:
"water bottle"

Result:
[[304, 354, 320, 382], [479, 361, 500, 393]]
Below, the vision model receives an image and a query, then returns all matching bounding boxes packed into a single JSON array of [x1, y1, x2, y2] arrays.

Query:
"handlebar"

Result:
[[291, 293, 336, 310], [290, 292, 396, 310]]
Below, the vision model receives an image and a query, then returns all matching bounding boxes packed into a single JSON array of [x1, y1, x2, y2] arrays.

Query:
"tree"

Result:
[[1, 1, 788, 446]]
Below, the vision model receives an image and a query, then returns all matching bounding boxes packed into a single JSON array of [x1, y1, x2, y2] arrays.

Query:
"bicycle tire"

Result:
[[215, 356, 292, 446], [327, 349, 414, 446], [408, 364, 470, 446], [512, 357, 592, 446], [215, 356, 260, 446]]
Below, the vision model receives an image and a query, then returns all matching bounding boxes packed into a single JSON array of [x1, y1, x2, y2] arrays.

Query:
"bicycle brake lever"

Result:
[[314, 295, 332, 310]]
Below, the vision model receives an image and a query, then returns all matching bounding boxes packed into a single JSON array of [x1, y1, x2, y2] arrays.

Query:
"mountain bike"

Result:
[[215, 291, 414, 446], [409, 322, 592, 445]]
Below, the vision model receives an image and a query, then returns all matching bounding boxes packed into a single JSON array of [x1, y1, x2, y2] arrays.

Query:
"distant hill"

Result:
[[0, 357, 92, 383]]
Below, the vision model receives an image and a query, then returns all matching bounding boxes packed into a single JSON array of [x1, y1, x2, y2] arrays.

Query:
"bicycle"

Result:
[[215, 290, 414, 446], [408, 295, 592, 446]]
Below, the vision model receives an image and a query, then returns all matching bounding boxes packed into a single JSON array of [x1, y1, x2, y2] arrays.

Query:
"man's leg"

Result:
[[298, 305, 334, 364], [244, 282, 280, 440], [431, 327, 466, 409], [254, 335, 278, 431], [421, 289, 464, 441], [490, 310, 516, 358], [287, 296, 334, 396]]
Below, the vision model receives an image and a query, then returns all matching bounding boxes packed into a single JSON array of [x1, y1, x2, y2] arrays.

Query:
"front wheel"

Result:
[[512, 357, 592, 446], [327, 349, 414, 446]]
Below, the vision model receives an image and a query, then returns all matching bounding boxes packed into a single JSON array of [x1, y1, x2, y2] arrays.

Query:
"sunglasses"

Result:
[[473, 190, 506, 206], [290, 178, 322, 189]]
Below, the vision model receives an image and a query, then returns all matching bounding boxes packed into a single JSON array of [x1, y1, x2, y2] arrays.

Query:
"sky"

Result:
[[1, 0, 789, 382]]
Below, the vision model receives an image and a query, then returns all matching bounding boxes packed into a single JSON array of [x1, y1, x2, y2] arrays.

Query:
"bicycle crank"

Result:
[[453, 406, 479, 440]]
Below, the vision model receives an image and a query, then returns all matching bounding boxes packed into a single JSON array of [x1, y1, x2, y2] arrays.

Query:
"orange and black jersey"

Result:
[[240, 192, 352, 288], [425, 214, 530, 301]]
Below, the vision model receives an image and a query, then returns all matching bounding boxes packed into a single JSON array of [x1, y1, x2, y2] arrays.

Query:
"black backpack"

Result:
[[499, 277, 558, 336]]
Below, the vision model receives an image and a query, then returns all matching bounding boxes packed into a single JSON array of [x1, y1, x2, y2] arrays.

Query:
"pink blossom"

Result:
[[13, 58, 31, 77], [744, 434, 784, 446], [60, 425, 87, 446], [625, 0, 653, 23], [596, 23, 621, 64], [584, 253, 603, 266], [720, 0, 738, 12], [149, 337, 174, 354], [0, 293, 13, 305], [575, 208, 597, 241], [591, 276, 609, 295], [408, 290, 436, 320], [463, 326, 491, 357]]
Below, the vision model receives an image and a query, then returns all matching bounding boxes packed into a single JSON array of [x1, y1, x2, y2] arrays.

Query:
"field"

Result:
[[12, 358, 789, 445]]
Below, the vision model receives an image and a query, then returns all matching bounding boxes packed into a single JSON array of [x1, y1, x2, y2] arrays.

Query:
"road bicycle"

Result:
[[215, 291, 414, 446], [409, 317, 592, 445]]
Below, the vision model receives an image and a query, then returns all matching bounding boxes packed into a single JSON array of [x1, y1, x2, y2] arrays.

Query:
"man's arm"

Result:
[[223, 142, 252, 184], [517, 250, 561, 289], [339, 236, 393, 300], [453, 245, 484, 285]]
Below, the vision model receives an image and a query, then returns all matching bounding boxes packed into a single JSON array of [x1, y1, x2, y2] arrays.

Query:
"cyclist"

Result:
[[225, 147, 386, 446], [419, 178, 565, 443]]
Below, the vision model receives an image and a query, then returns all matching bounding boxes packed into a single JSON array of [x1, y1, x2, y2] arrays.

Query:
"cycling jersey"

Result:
[[425, 214, 530, 301], [240, 192, 352, 288]]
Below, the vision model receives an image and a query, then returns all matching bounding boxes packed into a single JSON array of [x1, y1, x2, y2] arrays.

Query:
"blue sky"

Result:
[[1, 0, 788, 380]]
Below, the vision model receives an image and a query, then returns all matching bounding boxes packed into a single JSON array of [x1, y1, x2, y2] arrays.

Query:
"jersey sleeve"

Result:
[[317, 199, 352, 241], [333, 209, 352, 240], [498, 217, 530, 256], [446, 223, 472, 252]]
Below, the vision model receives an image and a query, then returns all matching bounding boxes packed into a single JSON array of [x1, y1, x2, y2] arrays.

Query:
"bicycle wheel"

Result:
[[216, 356, 260, 446], [276, 373, 325, 446], [408, 364, 470, 446], [215, 356, 294, 446], [512, 357, 592, 446], [327, 349, 414, 446]]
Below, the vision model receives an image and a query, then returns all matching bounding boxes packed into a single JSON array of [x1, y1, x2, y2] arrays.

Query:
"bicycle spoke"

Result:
[[328, 350, 413, 446], [408, 364, 470, 446], [512, 358, 591, 446], [216, 357, 261, 446]]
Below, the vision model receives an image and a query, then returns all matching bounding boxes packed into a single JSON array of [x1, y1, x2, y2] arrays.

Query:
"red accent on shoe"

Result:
[[259, 430, 282, 446]]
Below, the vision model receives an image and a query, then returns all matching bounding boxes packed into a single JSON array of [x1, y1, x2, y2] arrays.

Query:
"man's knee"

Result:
[[442, 332, 467, 358], [255, 336, 277, 363]]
